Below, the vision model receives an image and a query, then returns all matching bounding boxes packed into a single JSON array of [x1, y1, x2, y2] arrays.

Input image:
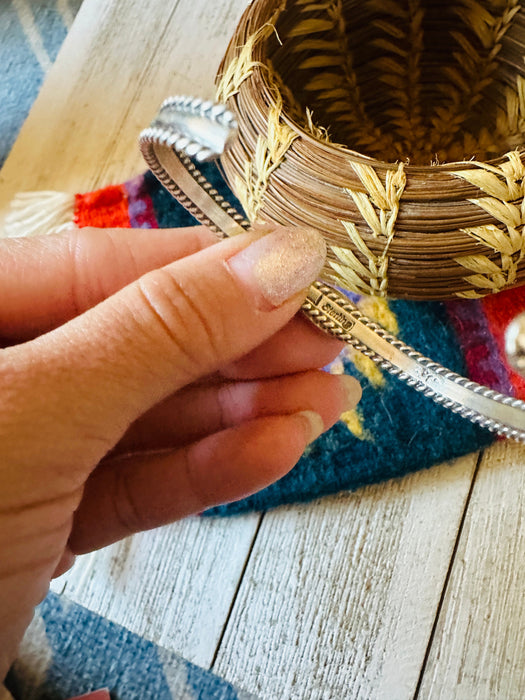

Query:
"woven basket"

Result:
[[215, 0, 525, 300]]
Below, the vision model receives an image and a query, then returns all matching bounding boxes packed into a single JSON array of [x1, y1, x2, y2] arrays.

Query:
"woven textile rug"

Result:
[[5, 593, 255, 700], [8, 164, 525, 516]]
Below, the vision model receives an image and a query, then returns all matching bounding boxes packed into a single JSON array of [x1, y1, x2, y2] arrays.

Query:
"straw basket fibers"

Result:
[[216, 0, 525, 300]]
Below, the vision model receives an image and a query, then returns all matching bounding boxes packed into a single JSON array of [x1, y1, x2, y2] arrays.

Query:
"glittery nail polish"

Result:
[[227, 225, 326, 308]]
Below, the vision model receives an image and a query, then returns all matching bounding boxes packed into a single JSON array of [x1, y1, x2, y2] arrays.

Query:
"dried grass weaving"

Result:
[[216, 0, 525, 300]]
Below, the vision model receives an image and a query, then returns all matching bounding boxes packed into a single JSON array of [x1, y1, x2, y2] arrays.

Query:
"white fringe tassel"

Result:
[[3, 190, 75, 238]]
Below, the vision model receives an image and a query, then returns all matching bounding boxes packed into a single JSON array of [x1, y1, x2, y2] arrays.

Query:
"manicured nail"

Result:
[[296, 410, 325, 445], [227, 225, 326, 308], [340, 375, 362, 411]]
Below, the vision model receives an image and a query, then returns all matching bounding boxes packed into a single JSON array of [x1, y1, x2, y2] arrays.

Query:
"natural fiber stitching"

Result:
[[370, 0, 426, 158], [216, 31, 264, 104], [216, 12, 332, 146], [453, 151, 525, 296], [266, 59, 332, 142], [304, 107, 331, 141], [329, 234, 381, 295], [291, 0, 397, 157], [216, 2, 287, 104], [329, 162, 406, 295], [429, 0, 520, 157], [234, 93, 298, 221], [493, 74, 525, 151], [218, 0, 525, 298]]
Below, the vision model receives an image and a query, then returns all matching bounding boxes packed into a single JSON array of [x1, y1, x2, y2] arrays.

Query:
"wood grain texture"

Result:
[[418, 441, 525, 700], [213, 457, 477, 700], [50, 514, 261, 667], [0, 0, 250, 223]]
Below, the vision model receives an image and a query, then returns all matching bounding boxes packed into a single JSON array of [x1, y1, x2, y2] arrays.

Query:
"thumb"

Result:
[[3, 226, 326, 490]]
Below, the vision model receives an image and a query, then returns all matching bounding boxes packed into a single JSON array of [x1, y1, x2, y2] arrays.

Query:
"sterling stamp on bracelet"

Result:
[[140, 0, 525, 441]]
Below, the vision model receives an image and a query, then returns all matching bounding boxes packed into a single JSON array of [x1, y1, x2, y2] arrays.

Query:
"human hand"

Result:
[[0, 224, 360, 676]]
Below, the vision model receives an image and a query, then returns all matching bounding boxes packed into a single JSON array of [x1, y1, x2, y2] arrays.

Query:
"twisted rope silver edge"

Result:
[[159, 95, 237, 127], [139, 94, 525, 443], [140, 139, 250, 236], [303, 283, 525, 443], [140, 95, 249, 233], [144, 96, 237, 163]]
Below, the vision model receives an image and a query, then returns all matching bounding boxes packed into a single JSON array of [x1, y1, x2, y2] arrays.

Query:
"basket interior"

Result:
[[269, 0, 525, 165]]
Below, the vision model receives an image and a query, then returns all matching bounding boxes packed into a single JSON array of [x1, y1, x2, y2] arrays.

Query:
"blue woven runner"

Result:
[[6, 593, 255, 700]]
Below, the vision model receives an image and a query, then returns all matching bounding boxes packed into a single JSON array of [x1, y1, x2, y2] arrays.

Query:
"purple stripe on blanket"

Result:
[[445, 298, 513, 395], [125, 175, 158, 228]]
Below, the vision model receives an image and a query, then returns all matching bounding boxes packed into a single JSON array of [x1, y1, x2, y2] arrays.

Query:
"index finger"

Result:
[[0, 225, 217, 340]]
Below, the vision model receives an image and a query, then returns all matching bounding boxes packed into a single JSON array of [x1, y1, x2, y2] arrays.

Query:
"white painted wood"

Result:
[[50, 514, 260, 667], [418, 441, 525, 700], [97, 0, 252, 188], [0, 0, 250, 223], [213, 457, 478, 700]]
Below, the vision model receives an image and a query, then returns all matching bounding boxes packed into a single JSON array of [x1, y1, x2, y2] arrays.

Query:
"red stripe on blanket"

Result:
[[74, 185, 131, 229], [482, 287, 525, 399], [445, 298, 513, 395]]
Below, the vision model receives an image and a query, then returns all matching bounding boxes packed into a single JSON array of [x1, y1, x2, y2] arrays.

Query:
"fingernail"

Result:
[[340, 375, 362, 411], [227, 225, 326, 308], [296, 410, 325, 445]]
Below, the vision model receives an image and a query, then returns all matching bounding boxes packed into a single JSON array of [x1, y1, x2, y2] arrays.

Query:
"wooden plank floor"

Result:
[[2, 0, 525, 697]]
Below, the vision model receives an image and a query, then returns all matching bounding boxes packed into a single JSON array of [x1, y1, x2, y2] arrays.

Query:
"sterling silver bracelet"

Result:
[[140, 96, 525, 443]]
